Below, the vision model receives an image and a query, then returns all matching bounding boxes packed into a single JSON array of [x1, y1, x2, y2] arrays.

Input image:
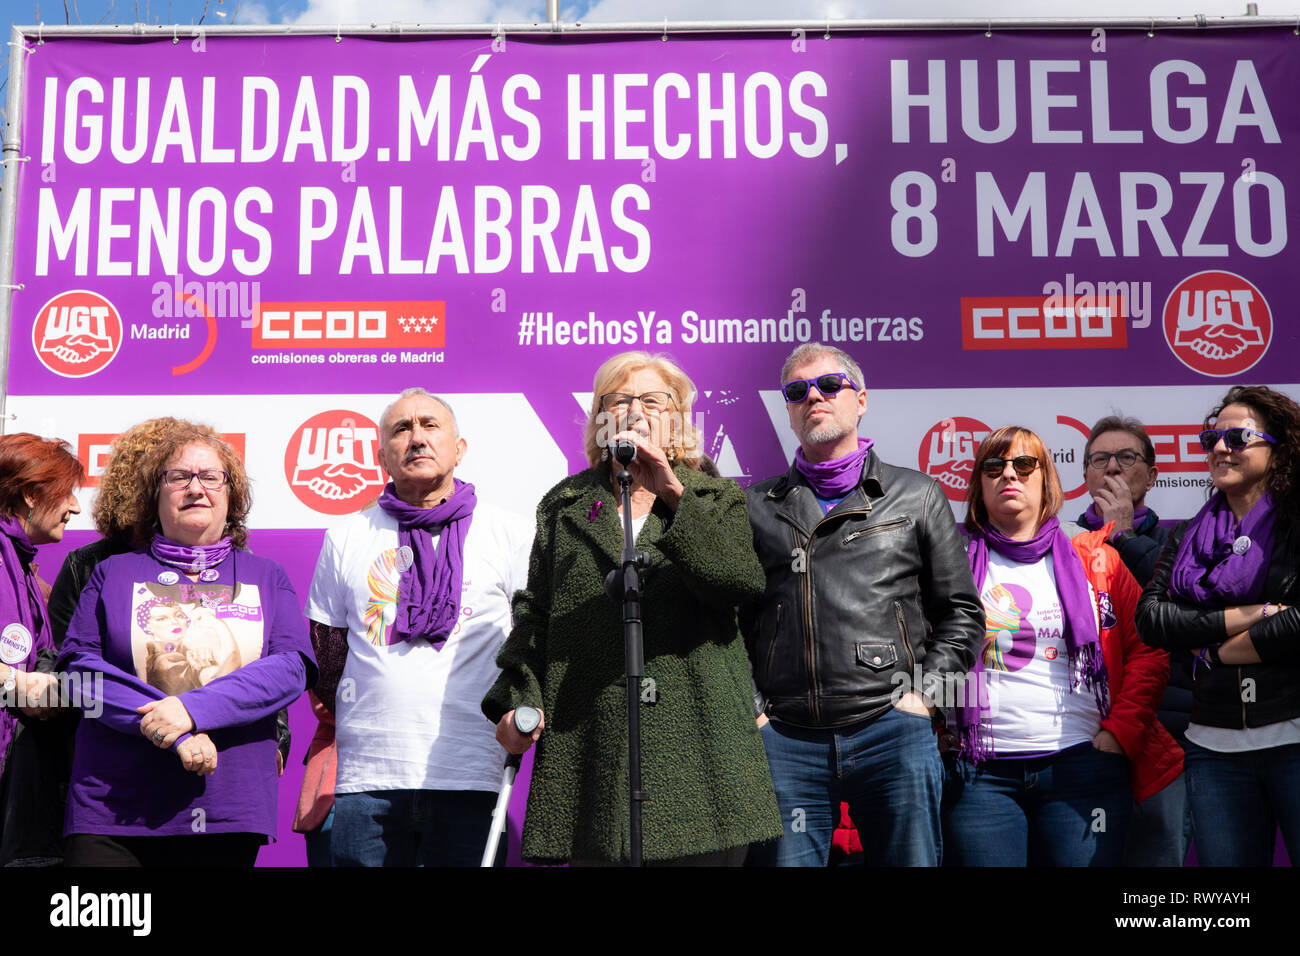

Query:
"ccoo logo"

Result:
[[919, 416, 990, 502], [1163, 271, 1271, 378], [31, 290, 123, 378], [284, 410, 387, 515]]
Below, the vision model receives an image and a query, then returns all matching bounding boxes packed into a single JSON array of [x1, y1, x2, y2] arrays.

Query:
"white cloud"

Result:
[[286, 0, 1298, 27], [290, 0, 542, 24], [574, 0, 1290, 22], [236, 1, 274, 23]]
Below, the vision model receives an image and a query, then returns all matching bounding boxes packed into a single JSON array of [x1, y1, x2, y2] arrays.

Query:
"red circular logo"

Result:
[[918, 416, 991, 502], [1044, 647, 1058, 661], [31, 290, 123, 378], [1163, 271, 1271, 378], [284, 410, 387, 515]]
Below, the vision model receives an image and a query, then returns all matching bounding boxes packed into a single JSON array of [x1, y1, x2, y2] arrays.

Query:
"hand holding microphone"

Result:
[[610, 430, 685, 510]]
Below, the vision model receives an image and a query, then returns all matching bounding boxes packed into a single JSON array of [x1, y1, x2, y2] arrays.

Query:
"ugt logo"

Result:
[[918, 416, 990, 502], [1163, 271, 1271, 378], [31, 290, 123, 377]]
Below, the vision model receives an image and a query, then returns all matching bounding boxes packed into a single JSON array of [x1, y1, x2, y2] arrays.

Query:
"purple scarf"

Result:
[[1080, 503, 1152, 535], [378, 480, 476, 648], [958, 516, 1110, 761], [794, 438, 874, 499], [150, 533, 234, 573], [0, 517, 55, 774], [1168, 491, 1275, 606]]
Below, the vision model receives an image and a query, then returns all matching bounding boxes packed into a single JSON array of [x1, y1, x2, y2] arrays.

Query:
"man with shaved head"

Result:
[[304, 388, 531, 866]]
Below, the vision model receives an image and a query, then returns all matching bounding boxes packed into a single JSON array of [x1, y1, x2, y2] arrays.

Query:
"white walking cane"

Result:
[[481, 705, 541, 867]]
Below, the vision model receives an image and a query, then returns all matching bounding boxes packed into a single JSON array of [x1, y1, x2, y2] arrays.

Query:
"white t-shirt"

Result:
[[980, 551, 1101, 755], [305, 502, 532, 793]]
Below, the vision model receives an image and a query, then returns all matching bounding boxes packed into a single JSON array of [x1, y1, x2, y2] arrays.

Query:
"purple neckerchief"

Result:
[[150, 534, 234, 573], [377, 480, 476, 648], [794, 438, 874, 499], [1168, 491, 1275, 606], [0, 517, 55, 776], [957, 517, 1109, 762], [1080, 503, 1151, 535]]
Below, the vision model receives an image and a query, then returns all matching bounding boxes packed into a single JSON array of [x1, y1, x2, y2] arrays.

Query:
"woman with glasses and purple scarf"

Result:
[[484, 351, 781, 865], [59, 421, 316, 867], [943, 425, 1181, 866], [1137, 385, 1300, 866]]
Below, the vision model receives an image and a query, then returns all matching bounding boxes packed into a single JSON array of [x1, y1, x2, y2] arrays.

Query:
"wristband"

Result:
[[1207, 644, 1223, 666]]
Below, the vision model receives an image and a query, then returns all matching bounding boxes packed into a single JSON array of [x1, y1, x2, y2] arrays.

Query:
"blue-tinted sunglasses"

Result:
[[782, 372, 858, 403], [1198, 427, 1276, 452]]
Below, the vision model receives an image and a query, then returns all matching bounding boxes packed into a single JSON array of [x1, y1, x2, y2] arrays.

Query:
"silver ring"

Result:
[[152, 731, 164, 742]]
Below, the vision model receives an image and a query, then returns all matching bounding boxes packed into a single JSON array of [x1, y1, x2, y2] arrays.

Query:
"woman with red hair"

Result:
[[0, 433, 82, 861]]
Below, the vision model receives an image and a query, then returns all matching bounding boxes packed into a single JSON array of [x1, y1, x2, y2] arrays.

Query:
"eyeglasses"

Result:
[[161, 469, 229, 491], [979, 456, 1040, 479], [1085, 450, 1146, 470], [1198, 427, 1277, 452], [600, 391, 674, 413], [782, 372, 858, 404]]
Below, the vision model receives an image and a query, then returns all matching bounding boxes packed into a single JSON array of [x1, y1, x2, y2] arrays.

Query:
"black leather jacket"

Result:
[[741, 451, 982, 729], [1137, 517, 1300, 729]]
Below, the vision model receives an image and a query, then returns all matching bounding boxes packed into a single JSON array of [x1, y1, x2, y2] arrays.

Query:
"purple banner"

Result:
[[8, 27, 1300, 865]]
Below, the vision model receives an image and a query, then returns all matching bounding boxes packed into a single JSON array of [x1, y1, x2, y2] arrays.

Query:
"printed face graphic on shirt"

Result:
[[131, 581, 264, 695]]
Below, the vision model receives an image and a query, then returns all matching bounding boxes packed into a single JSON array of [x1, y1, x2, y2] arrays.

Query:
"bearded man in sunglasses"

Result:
[[742, 343, 983, 866]]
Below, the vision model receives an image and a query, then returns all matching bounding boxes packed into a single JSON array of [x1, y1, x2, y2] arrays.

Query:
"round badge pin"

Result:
[[157, 570, 180, 585], [199, 568, 220, 582], [0, 623, 33, 665], [396, 546, 414, 571], [1232, 536, 1252, 556]]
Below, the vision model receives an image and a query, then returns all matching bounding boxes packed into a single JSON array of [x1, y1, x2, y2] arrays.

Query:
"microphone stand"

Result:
[[607, 450, 648, 866]]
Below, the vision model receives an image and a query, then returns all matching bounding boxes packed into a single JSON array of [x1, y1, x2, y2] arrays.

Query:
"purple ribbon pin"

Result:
[[589, 500, 603, 521]]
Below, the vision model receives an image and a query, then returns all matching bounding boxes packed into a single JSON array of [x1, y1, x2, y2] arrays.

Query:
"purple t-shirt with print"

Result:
[[60, 548, 315, 839]]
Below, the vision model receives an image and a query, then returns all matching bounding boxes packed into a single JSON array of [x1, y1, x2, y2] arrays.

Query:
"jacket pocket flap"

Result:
[[856, 642, 898, 671]]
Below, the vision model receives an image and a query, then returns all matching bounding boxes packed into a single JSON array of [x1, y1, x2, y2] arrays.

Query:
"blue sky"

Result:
[[8, 0, 1299, 29], [5, 0, 1296, 90]]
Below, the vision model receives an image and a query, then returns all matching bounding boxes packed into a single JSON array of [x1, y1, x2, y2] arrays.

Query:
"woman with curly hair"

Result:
[[1137, 385, 1300, 866], [47, 418, 186, 645], [59, 420, 315, 866]]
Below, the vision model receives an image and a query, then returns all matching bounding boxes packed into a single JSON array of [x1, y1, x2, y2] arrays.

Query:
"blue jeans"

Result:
[[1123, 774, 1192, 867], [303, 806, 335, 868], [1184, 739, 1300, 866], [943, 743, 1132, 866], [330, 790, 497, 867], [753, 708, 943, 866]]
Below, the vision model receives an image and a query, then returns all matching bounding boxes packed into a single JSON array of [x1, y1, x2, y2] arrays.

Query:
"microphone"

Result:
[[614, 439, 638, 465]]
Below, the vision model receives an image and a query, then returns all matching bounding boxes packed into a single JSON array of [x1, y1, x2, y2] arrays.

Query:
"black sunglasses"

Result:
[[1198, 427, 1277, 452], [782, 372, 858, 404], [980, 455, 1040, 478]]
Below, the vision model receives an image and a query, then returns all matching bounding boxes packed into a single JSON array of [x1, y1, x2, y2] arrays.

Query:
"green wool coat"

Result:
[[482, 464, 783, 864]]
